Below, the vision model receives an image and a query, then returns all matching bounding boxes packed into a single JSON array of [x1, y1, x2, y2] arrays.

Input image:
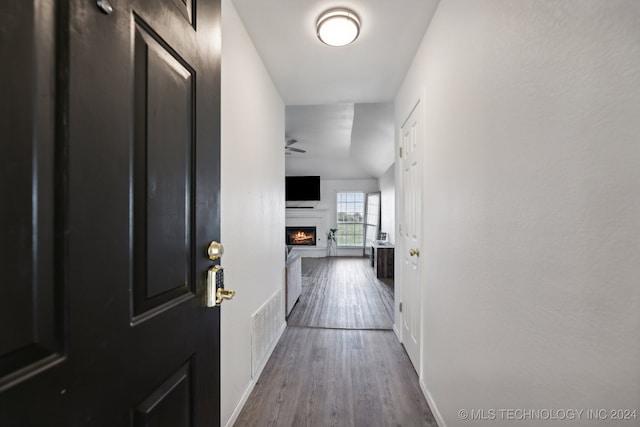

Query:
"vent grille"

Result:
[[251, 290, 283, 378]]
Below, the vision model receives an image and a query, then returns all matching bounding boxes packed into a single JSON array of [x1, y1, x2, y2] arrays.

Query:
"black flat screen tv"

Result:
[[285, 176, 321, 201]]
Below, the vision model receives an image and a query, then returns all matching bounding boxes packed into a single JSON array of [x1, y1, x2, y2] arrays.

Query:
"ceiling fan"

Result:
[[285, 138, 306, 155]]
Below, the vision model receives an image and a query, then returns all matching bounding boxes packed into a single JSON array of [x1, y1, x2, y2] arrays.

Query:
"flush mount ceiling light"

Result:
[[316, 8, 361, 47]]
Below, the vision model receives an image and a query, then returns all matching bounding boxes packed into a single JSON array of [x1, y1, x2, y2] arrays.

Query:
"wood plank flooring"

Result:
[[287, 257, 394, 330], [234, 257, 437, 427]]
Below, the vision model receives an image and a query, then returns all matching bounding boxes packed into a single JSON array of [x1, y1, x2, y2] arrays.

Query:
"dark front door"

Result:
[[1, 0, 221, 425]]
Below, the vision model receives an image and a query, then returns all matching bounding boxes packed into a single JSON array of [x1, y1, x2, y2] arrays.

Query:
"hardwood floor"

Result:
[[287, 257, 394, 330], [235, 257, 437, 427]]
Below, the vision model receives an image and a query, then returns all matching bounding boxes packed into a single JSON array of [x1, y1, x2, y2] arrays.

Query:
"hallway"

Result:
[[234, 257, 437, 426], [287, 257, 394, 330]]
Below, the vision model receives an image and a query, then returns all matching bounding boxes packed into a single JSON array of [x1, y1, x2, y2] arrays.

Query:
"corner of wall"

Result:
[[223, 320, 286, 427]]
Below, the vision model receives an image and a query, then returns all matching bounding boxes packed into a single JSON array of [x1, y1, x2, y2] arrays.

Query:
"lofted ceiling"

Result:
[[231, 0, 440, 179]]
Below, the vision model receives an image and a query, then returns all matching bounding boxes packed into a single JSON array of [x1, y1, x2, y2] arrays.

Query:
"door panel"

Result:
[[0, 0, 63, 391], [133, 360, 193, 427], [170, 0, 194, 27], [0, 0, 221, 424], [133, 17, 195, 316], [400, 101, 422, 371]]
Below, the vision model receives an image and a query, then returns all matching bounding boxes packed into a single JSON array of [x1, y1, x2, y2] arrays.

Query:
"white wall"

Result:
[[395, 1, 640, 426], [379, 164, 396, 244], [220, 0, 286, 425]]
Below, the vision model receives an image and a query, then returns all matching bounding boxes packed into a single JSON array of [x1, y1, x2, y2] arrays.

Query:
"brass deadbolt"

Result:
[[208, 241, 224, 260]]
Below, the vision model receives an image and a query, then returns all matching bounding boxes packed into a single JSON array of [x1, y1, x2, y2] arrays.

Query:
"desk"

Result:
[[369, 241, 394, 279]]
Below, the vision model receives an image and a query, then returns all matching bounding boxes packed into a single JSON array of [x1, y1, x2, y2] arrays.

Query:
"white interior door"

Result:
[[400, 101, 422, 371]]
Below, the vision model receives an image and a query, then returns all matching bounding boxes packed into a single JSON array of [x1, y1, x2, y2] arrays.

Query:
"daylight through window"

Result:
[[336, 192, 365, 247]]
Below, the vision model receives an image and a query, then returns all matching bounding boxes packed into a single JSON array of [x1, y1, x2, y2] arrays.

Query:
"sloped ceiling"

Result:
[[285, 103, 395, 179], [231, 0, 440, 179], [350, 103, 395, 177]]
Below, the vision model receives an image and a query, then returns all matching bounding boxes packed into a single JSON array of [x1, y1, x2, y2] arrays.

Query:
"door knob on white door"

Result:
[[409, 248, 420, 257]]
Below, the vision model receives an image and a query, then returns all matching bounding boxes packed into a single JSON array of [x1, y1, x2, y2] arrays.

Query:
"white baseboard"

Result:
[[394, 324, 445, 427], [393, 323, 401, 340], [223, 321, 287, 427], [224, 378, 255, 427], [420, 378, 447, 427]]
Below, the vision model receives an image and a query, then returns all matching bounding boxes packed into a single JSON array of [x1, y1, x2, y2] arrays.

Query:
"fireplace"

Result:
[[286, 226, 316, 246]]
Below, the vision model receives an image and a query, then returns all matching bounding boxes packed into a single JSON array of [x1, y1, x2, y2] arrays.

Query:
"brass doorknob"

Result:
[[216, 288, 236, 306], [409, 248, 420, 257], [208, 241, 224, 260]]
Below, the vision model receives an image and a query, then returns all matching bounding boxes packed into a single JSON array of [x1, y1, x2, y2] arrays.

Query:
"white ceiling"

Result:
[[231, 0, 440, 178]]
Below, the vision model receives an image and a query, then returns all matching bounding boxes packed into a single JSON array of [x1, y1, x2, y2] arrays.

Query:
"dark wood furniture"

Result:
[[370, 241, 394, 279]]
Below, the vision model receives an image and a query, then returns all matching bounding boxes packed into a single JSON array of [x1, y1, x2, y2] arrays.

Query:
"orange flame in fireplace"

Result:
[[292, 231, 313, 242]]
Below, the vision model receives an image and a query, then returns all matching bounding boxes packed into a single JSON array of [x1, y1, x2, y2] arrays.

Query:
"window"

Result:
[[364, 192, 381, 250], [336, 192, 365, 247]]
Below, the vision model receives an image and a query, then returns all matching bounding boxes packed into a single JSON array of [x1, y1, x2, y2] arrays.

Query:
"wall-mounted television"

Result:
[[285, 176, 321, 201]]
